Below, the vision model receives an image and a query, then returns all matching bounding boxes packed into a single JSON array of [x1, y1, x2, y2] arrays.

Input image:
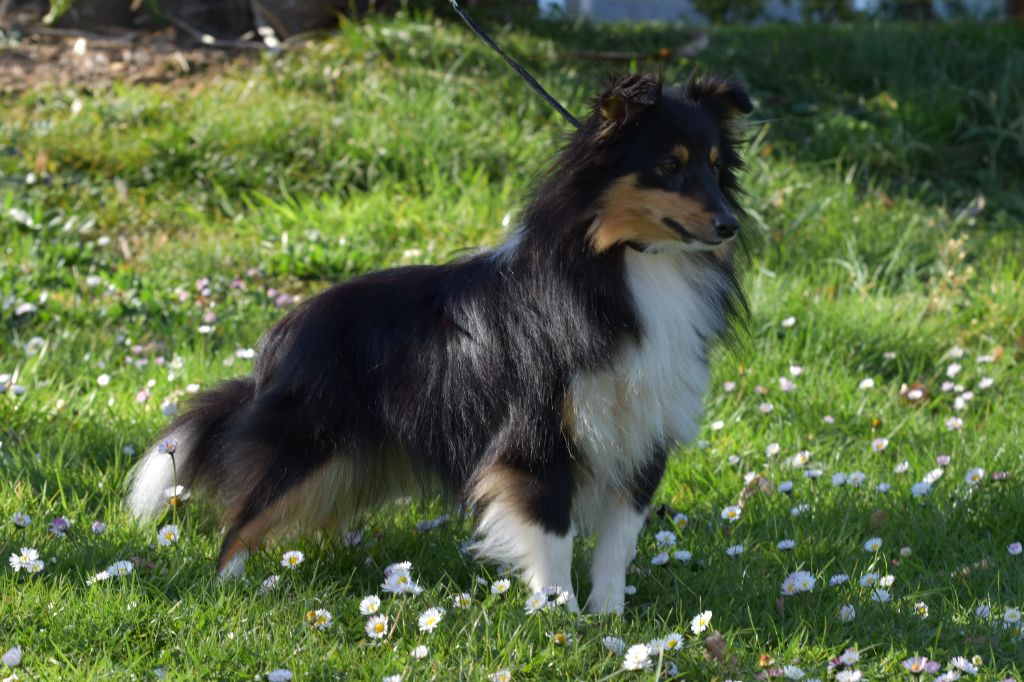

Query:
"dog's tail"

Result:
[[126, 377, 256, 521]]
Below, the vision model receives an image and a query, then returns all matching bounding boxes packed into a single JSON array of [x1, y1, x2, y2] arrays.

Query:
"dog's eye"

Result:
[[659, 158, 682, 175], [711, 160, 722, 179]]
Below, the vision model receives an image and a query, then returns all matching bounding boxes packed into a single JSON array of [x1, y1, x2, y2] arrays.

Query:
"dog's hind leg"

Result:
[[216, 456, 354, 579]]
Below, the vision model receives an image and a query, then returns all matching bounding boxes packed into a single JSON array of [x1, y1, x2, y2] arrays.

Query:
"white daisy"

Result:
[[602, 636, 625, 655], [950, 656, 978, 674], [524, 592, 548, 615], [871, 588, 891, 603], [720, 505, 742, 522], [690, 610, 712, 634], [839, 604, 856, 622], [871, 437, 888, 451], [673, 549, 693, 562], [783, 664, 805, 679], [452, 592, 472, 609], [107, 560, 133, 577], [662, 632, 683, 650], [490, 670, 512, 682], [964, 467, 985, 485], [650, 552, 669, 566], [491, 578, 511, 595], [654, 530, 677, 546], [726, 544, 744, 557], [266, 669, 293, 682], [777, 539, 796, 551], [863, 537, 883, 552], [11, 512, 30, 528], [622, 643, 651, 671], [8, 547, 40, 572], [307, 608, 333, 630], [359, 595, 382, 615], [829, 574, 849, 586], [157, 524, 179, 546], [411, 645, 429, 660], [280, 550, 304, 569], [914, 601, 929, 619], [417, 607, 445, 633], [365, 614, 388, 640]]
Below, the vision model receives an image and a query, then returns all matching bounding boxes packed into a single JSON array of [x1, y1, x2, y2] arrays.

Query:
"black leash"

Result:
[[447, 0, 581, 129]]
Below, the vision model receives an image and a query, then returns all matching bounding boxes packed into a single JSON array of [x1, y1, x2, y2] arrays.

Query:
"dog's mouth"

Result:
[[661, 217, 722, 247]]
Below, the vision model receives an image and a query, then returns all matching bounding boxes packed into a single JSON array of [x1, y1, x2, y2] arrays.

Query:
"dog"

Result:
[[127, 72, 752, 614]]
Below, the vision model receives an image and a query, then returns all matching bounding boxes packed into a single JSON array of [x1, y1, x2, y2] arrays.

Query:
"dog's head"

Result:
[[579, 73, 753, 255]]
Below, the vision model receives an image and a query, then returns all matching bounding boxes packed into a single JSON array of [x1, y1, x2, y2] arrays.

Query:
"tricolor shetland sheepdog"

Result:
[[127, 72, 752, 614]]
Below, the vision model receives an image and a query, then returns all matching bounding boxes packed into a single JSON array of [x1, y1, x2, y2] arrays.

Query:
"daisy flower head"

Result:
[[876, 482, 891, 493], [623, 643, 652, 671], [383, 675, 402, 682], [602, 636, 626, 655], [830, 573, 850, 586], [777, 539, 796, 551], [805, 467, 824, 479], [266, 670, 293, 682], [365, 614, 388, 640], [859, 572, 880, 587], [946, 416, 964, 431], [491, 578, 511, 595], [157, 524, 179, 546], [280, 550, 304, 569], [547, 631, 571, 646], [673, 512, 689, 528], [8, 547, 40, 573], [382, 568, 421, 595], [759, 402, 775, 414], [863, 537, 883, 552], [1009, 542, 1022, 556], [949, 656, 978, 674], [411, 644, 429, 660], [524, 592, 548, 615], [781, 316, 796, 328], [902, 656, 937, 674], [726, 543, 744, 557], [791, 503, 810, 516], [779, 377, 797, 392], [847, 471, 866, 486], [871, 437, 888, 452], [490, 670, 512, 682], [165, 485, 191, 506], [12, 512, 30, 528], [839, 604, 856, 622], [721, 505, 742, 523], [839, 648, 860, 666], [654, 530, 677, 546], [452, 592, 473, 609], [417, 606, 445, 633], [2, 645, 23, 668], [914, 601, 929, 619], [650, 551, 669, 566], [91, 520, 107, 534], [964, 468, 985, 486], [690, 609, 713, 635], [911, 481, 932, 497], [49, 516, 70, 537], [107, 559, 133, 577], [673, 549, 693, 562], [662, 632, 683, 650], [1003, 608, 1022, 626], [307, 608, 333, 630], [359, 595, 382, 615], [871, 588, 892, 603], [87, 570, 111, 586], [859, 378, 875, 390], [783, 664, 805, 679], [832, 472, 847, 486], [259, 575, 280, 594], [766, 442, 782, 457], [778, 480, 794, 493]]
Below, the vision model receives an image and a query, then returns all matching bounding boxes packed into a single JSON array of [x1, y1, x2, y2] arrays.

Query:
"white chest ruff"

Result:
[[568, 250, 730, 494]]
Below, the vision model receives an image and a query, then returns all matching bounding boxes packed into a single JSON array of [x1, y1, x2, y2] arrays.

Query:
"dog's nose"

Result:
[[713, 215, 739, 240]]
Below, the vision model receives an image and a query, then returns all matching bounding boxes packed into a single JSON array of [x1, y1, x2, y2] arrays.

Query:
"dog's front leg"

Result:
[[586, 450, 666, 614], [470, 434, 580, 611], [586, 492, 646, 614]]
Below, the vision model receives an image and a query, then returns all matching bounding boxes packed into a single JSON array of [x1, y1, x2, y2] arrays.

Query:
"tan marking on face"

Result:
[[672, 144, 690, 164], [709, 146, 720, 164], [588, 174, 719, 253]]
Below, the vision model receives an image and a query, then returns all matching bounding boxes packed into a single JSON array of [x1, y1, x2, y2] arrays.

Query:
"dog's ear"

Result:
[[597, 73, 662, 137], [686, 74, 753, 124]]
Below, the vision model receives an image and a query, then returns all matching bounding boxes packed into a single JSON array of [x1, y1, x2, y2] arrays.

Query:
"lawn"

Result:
[[2, 10, 1023, 681]]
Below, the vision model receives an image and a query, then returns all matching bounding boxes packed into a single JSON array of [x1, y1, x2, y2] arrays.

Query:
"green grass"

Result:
[[2, 10, 1023, 680]]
